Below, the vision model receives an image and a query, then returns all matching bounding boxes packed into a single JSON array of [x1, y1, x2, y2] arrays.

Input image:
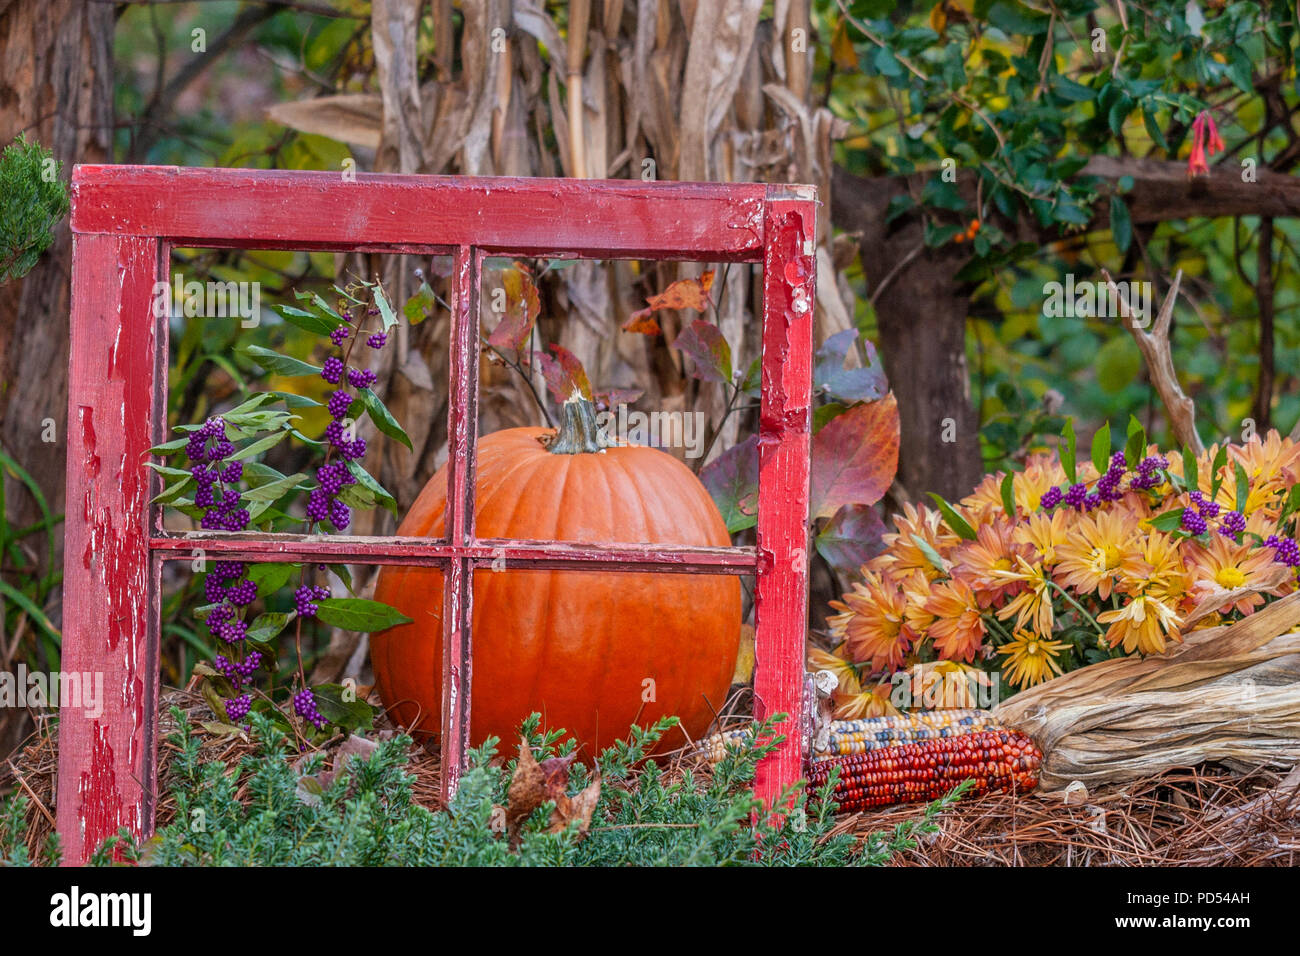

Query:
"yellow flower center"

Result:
[[1215, 566, 1247, 589], [1089, 545, 1122, 573], [1025, 641, 1040, 656], [992, 557, 1012, 573]]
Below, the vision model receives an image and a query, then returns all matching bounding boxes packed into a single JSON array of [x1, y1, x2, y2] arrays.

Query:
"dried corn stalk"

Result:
[[995, 590, 1300, 791]]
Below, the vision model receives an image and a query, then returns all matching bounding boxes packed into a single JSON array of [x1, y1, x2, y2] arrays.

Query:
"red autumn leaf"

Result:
[[814, 504, 889, 576], [809, 392, 900, 520], [487, 267, 542, 353], [671, 319, 733, 385], [621, 308, 662, 335], [532, 344, 593, 402]]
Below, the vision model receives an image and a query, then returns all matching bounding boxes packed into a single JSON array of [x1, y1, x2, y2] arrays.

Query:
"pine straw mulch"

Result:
[[4, 687, 1299, 866]]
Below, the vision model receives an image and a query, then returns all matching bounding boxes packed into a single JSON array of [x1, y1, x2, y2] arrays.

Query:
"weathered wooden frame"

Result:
[[60, 165, 816, 863]]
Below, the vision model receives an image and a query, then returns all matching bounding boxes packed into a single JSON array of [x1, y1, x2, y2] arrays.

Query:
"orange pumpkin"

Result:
[[371, 397, 741, 755]]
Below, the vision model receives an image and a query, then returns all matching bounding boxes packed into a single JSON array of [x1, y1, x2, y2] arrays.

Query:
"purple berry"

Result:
[[1181, 509, 1208, 535], [367, 331, 388, 349], [330, 325, 350, 346], [1039, 486, 1062, 510], [328, 389, 353, 420]]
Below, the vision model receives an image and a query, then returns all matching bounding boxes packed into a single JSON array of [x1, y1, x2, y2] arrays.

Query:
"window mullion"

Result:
[[440, 244, 482, 797]]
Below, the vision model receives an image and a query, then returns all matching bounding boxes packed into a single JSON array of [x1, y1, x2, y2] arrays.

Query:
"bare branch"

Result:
[[1108, 269, 1204, 455]]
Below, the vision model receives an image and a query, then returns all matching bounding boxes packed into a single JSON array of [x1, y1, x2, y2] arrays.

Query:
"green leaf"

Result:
[[151, 436, 192, 455], [242, 472, 308, 503], [241, 344, 323, 378], [1143, 107, 1169, 150], [246, 611, 294, 643], [927, 493, 976, 541], [1109, 195, 1132, 254], [346, 461, 398, 518], [1183, 446, 1199, 494], [1277, 486, 1300, 526], [278, 305, 338, 337], [404, 281, 437, 325], [1091, 421, 1112, 475], [311, 683, 375, 732], [1234, 462, 1249, 514], [246, 562, 296, 597], [1124, 415, 1146, 470], [373, 285, 398, 332], [301, 290, 343, 322], [1000, 472, 1016, 520], [337, 483, 376, 509], [1209, 445, 1228, 499], [0, 578, 60, 641], [909, 533, 948, 574], [1148, 508, 1185, 532], [231, 429, 292, 462], [314, 598, 413, 632], [152, 475, 194, 504], [1061, 419, 1077, 484], [357, 388, 412, 450]]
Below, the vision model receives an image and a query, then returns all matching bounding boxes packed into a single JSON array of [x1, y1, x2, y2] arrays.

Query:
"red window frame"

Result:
[[59, 165, 816, 864]]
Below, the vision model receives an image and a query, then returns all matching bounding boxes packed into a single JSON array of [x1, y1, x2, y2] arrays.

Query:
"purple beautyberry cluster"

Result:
[[203, 558, 259, 644], [322, 356, 345, 384], [367, 331, 387, 349], [1130, 454, 1166, 491], [294, 584, 331, 617], [1180, 508, 1208, 535], [1264, 535, 1300, 568], [189, 419, 250, 531], [293, 687, 328, 731], [330, 325, 350, 346], [327, 389, 353, 420], [1038, 486, 1063, 510], [1188, 490, 1221, 518], [1182, 490, 1233, 538], [1219, 510, 1246, 538], [225, 694, 252, 723], [214, 651, 263, 688], [1063, 482, 1088, 509], [1093, 452, 1127, 503], [207, 603, 249, 644], [347, 367, 377, 390]]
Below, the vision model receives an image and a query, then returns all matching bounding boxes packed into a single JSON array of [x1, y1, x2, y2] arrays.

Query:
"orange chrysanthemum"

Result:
[[924, 577, 988, 663], [952, 522, 1028, 604], [1053, 509, 1137, 599], [827, 570, 915, 673]]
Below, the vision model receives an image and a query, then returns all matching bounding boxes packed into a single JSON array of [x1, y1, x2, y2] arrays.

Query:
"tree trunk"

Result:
[[832, 165, 982, 499], [0, 0, 114, 554]]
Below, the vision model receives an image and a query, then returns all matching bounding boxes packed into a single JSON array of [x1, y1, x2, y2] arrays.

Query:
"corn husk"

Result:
[[994, 590, 1300, 790]]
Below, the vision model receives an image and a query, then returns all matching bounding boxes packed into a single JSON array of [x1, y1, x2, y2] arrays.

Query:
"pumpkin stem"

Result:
[[547, 393, 614, 455]]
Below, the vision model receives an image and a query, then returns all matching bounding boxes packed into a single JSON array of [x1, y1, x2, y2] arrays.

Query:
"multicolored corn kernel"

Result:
[[699, 709, 1000, 763], [808, 729, 1042, 812]]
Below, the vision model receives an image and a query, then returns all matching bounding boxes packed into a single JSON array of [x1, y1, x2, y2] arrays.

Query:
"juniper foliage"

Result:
[[0, 135, 70, 284], [55, 707, 964, 867]]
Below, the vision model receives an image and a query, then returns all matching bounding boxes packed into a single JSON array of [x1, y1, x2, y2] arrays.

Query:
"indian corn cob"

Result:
[[700, 709, 1000, 763], [808, 728, 1042, 811]]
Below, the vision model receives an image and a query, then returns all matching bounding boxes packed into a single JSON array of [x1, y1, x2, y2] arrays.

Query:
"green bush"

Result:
[[0, 135, 70, 284], [26, 708, 964, 867]]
